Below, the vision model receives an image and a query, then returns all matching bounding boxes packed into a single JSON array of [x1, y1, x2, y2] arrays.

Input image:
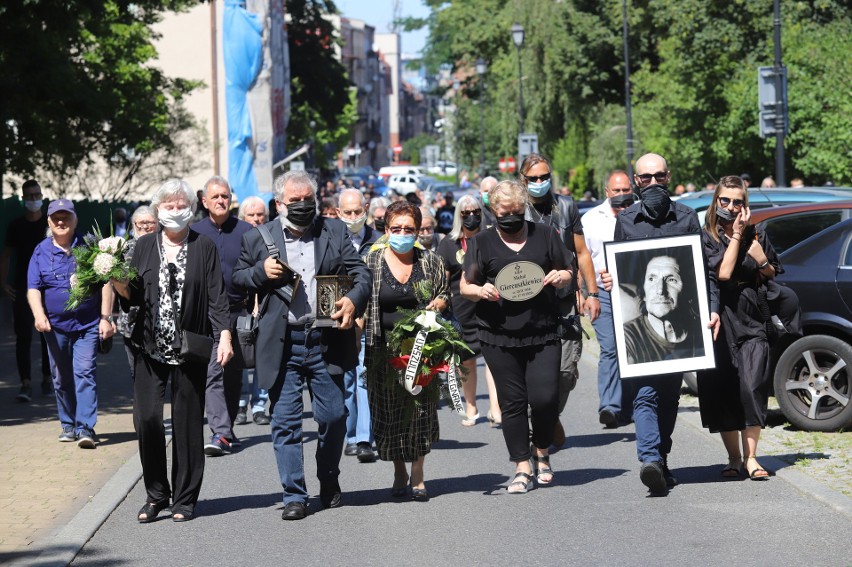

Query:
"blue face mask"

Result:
[[527, 179, 552, 198], [388, 234, 416, 253]]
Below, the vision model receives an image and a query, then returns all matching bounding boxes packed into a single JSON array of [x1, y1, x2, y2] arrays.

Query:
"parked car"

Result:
[[379, 165, 423, 182], [677, 187, 852, 225], [426, 161, 458, 176], [387, 173, 420, 195], [770, 218, 852, 431], [750, 200, 852, 254]]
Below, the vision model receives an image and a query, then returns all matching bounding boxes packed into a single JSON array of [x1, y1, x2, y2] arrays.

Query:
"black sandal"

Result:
[[532, 454, 554, 485], [137, 500, 169, 523], [507, 472, 533, 494]]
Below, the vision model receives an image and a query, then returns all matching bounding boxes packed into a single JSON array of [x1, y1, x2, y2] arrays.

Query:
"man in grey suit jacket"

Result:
[[233, 172, 371, 520]]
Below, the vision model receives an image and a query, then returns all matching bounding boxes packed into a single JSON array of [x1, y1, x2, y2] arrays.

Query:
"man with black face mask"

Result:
[[601, 152, 720, 496], [581, 170, 636, 428], [233, 170, 371, 520]]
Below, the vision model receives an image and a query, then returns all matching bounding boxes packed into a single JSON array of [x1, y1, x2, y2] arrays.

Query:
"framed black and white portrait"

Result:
[[604, 234, 715, 378]]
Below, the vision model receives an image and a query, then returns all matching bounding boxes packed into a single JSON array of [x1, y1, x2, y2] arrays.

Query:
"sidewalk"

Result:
[[0, 299, 139, 564]]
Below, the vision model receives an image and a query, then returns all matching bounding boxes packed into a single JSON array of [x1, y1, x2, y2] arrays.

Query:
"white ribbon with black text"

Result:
[[402, 329, 465, 414]]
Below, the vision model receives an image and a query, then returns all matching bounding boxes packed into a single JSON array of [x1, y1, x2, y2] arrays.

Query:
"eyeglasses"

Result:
[[418, 227, 434, 234], [718, 197, 744, 207], [388, 226, 417, 235], [524, 173, 551, 183], [134, 221, 156, 229], [460, 209, 481, 217], [635, 172, 668, 184]]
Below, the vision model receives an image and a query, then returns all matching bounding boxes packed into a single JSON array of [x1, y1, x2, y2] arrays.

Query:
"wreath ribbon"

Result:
[[401, 329, 464, 414]]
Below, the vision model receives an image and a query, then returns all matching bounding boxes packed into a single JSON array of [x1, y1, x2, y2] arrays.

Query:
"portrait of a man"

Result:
[[605, 235, 715, 378]]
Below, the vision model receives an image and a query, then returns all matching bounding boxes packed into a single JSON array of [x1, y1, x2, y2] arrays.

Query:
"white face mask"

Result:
[[24, 200, 43, 212], [341, 213, 367, 234], [158, 207, 193, 231]]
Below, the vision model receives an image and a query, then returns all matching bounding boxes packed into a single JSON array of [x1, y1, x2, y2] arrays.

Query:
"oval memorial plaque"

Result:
[[494, 261, 545, 302]]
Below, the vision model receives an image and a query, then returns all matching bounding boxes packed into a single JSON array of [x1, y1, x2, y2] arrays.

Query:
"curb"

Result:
[[679, 410, 852, 519]]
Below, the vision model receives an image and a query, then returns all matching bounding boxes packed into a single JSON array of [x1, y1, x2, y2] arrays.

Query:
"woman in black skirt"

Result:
[[363, 201, 449, 501], [436, 194, 502, 427], [699, 175, 783, 480], [460, 180, 573, 494]]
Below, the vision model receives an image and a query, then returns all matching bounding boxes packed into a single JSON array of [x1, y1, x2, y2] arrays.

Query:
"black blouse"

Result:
[[436, 235, 477, 327], [462, 221, 570, 346]]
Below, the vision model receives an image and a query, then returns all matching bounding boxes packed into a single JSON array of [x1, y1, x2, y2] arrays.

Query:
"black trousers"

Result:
[[13, 295, 50, 383], [480, 340, 561, 462], [133, 354, 206, 516]]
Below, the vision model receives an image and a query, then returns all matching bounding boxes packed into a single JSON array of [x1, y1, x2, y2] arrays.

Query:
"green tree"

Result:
[[0, 0, 201, 184]]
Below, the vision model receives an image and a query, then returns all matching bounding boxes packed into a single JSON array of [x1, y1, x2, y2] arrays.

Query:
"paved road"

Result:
[[69, 354, 851, 567]]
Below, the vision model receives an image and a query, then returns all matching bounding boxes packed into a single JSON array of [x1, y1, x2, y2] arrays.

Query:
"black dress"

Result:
[[436, 236, 480, 358], [698, 226, 781, 431]]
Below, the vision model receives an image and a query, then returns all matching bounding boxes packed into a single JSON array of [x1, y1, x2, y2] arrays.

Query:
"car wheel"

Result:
[[774, 335, 852, 432]]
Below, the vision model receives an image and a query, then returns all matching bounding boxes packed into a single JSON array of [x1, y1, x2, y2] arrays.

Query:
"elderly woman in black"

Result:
[[460, 180, 573, 494], [363, 200, 449, 501], [699, 175, 787, 480], [113, 179, 231, 522]]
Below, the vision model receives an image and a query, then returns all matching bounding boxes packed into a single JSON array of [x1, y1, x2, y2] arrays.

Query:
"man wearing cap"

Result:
[[1, 180, 51, 402], [27, 199, 115, 447]]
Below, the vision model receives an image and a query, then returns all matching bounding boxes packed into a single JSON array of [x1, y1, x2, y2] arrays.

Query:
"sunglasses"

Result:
[[635, 172, 668, 184], [388, 226, 417, 235], [718, 197, 744, 207], [524, 173, 551, 183], [460, 209, 481, 217]]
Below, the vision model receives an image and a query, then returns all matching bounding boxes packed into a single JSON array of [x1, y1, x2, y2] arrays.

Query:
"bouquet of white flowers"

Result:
[[66, 222, 136, 310]]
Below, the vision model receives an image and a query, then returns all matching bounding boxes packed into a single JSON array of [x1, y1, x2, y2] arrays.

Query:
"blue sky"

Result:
[[335, 0, 431, 55]]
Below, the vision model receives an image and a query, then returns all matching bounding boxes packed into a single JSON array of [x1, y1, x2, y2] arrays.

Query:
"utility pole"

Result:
[[622, 0, 634, 179], [772, 0, 786, 187]]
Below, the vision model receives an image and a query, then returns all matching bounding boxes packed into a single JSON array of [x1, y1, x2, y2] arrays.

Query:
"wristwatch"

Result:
[[100, 314, 115, 323], [587, 292, 600, 298]]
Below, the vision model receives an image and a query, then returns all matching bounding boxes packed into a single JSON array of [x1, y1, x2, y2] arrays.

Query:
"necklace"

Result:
[[163, 233, 188, 247]]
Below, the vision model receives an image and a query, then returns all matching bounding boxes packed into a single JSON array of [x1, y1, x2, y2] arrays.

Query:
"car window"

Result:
[[844, 233, 852, 266], [759, 211, 844, 254]]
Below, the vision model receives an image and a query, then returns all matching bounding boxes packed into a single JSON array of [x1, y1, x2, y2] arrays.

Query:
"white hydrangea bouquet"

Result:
[[65, 221, 136, 310]]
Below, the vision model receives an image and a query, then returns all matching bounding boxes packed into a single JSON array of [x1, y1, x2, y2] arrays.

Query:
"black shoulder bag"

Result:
[[235, 224, 279, 369]]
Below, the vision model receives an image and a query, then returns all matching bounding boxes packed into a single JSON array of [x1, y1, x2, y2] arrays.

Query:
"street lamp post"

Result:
[[476, 58, 487, 175], [453, 80, 461, 186], [621, 0, 635, 179], [511, 23, 525, 134]]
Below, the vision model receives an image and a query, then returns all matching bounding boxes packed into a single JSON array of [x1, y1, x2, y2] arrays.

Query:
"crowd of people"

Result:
[[1, 150, 798, 522]]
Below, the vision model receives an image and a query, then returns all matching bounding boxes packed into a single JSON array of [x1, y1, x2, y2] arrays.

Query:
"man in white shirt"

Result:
[[581, 170, 635, 427]]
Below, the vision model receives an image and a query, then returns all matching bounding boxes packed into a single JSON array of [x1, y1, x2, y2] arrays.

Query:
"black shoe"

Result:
[[411, 487, 430, 502], [356, 442, 376, 463], [320, 481, 342, 509], [15, 385, 32, 403], [253, 411, 270, 425], [662, 458, 678, 488], [598, 409, 619, 428], [235, 407, 248, 425], [344, 443, 359, 456], [282, 501, 308, 520], [640, 461, 668, 495]]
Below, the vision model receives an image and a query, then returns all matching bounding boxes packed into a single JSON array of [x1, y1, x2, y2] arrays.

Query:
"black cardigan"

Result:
[[119, 229, 229, 353]]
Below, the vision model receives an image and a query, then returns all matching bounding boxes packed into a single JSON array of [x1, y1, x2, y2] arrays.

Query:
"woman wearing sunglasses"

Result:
[[362, 200, 450, 501], [698, 175, 782, 480], [436, 194, 502, 427]]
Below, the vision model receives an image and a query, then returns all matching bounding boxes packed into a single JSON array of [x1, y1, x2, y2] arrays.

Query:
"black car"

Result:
[[772, 218, 852, 431]]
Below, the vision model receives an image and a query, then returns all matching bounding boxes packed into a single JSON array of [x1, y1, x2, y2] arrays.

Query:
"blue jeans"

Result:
[[343, 333, 372, 445], [44, 325, 99, 434], [623, 373, 682, 463], [268, 327, 346, 504], [592, 290, 623, 415], [240, 369, 269, 414]]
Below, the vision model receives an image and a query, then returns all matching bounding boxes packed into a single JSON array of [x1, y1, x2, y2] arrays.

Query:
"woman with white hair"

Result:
[[436, 194, 501, 427], [112, 178, 232, 523]]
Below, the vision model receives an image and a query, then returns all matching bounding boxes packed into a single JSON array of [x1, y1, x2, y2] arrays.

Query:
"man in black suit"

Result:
[[335, 188, 380, 462], [233, 172, 371, 520]]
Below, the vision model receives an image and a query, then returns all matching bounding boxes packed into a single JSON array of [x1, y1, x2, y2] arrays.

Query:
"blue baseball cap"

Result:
[[47, 199, 76, 216]]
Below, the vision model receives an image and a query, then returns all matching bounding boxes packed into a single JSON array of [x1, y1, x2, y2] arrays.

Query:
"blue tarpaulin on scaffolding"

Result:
[[223, 1, 262, 200]]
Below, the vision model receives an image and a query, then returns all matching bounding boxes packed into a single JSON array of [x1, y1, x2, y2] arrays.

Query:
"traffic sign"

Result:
[[506, 157, 516, 173], [498, 158, 507, 173], [757, 66, 788, 139], [518, 133, 538, 164], [393, 144, 403, 154]]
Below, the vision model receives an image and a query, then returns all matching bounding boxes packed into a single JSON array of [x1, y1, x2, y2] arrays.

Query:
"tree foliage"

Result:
[[0, 0, 201, 182], [414, 0, 852, 191]]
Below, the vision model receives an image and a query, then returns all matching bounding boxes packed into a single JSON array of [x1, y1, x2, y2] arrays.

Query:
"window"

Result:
[[760, 211, 844, 255]]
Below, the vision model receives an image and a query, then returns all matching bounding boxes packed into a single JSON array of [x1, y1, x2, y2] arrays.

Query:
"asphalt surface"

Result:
[[57, 353, 852, 567]]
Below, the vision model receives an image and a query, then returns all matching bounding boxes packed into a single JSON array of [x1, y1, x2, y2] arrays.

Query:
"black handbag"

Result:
[[179, 330, 214, 365], [234, 224, 279, 369]]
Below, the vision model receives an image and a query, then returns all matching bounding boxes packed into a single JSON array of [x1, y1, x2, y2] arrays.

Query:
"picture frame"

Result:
[[604, 233, 715, 378]]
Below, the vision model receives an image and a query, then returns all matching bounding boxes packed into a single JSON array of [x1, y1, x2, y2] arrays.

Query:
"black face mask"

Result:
[[609, 193, 635, 209], [715, 206, 737, 223], [462, 214, 482, 231], [496, 214, 525, 234], [373, 218, 386, 232], [285, 200, 317, 227], [638, 184, 671, 222]]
